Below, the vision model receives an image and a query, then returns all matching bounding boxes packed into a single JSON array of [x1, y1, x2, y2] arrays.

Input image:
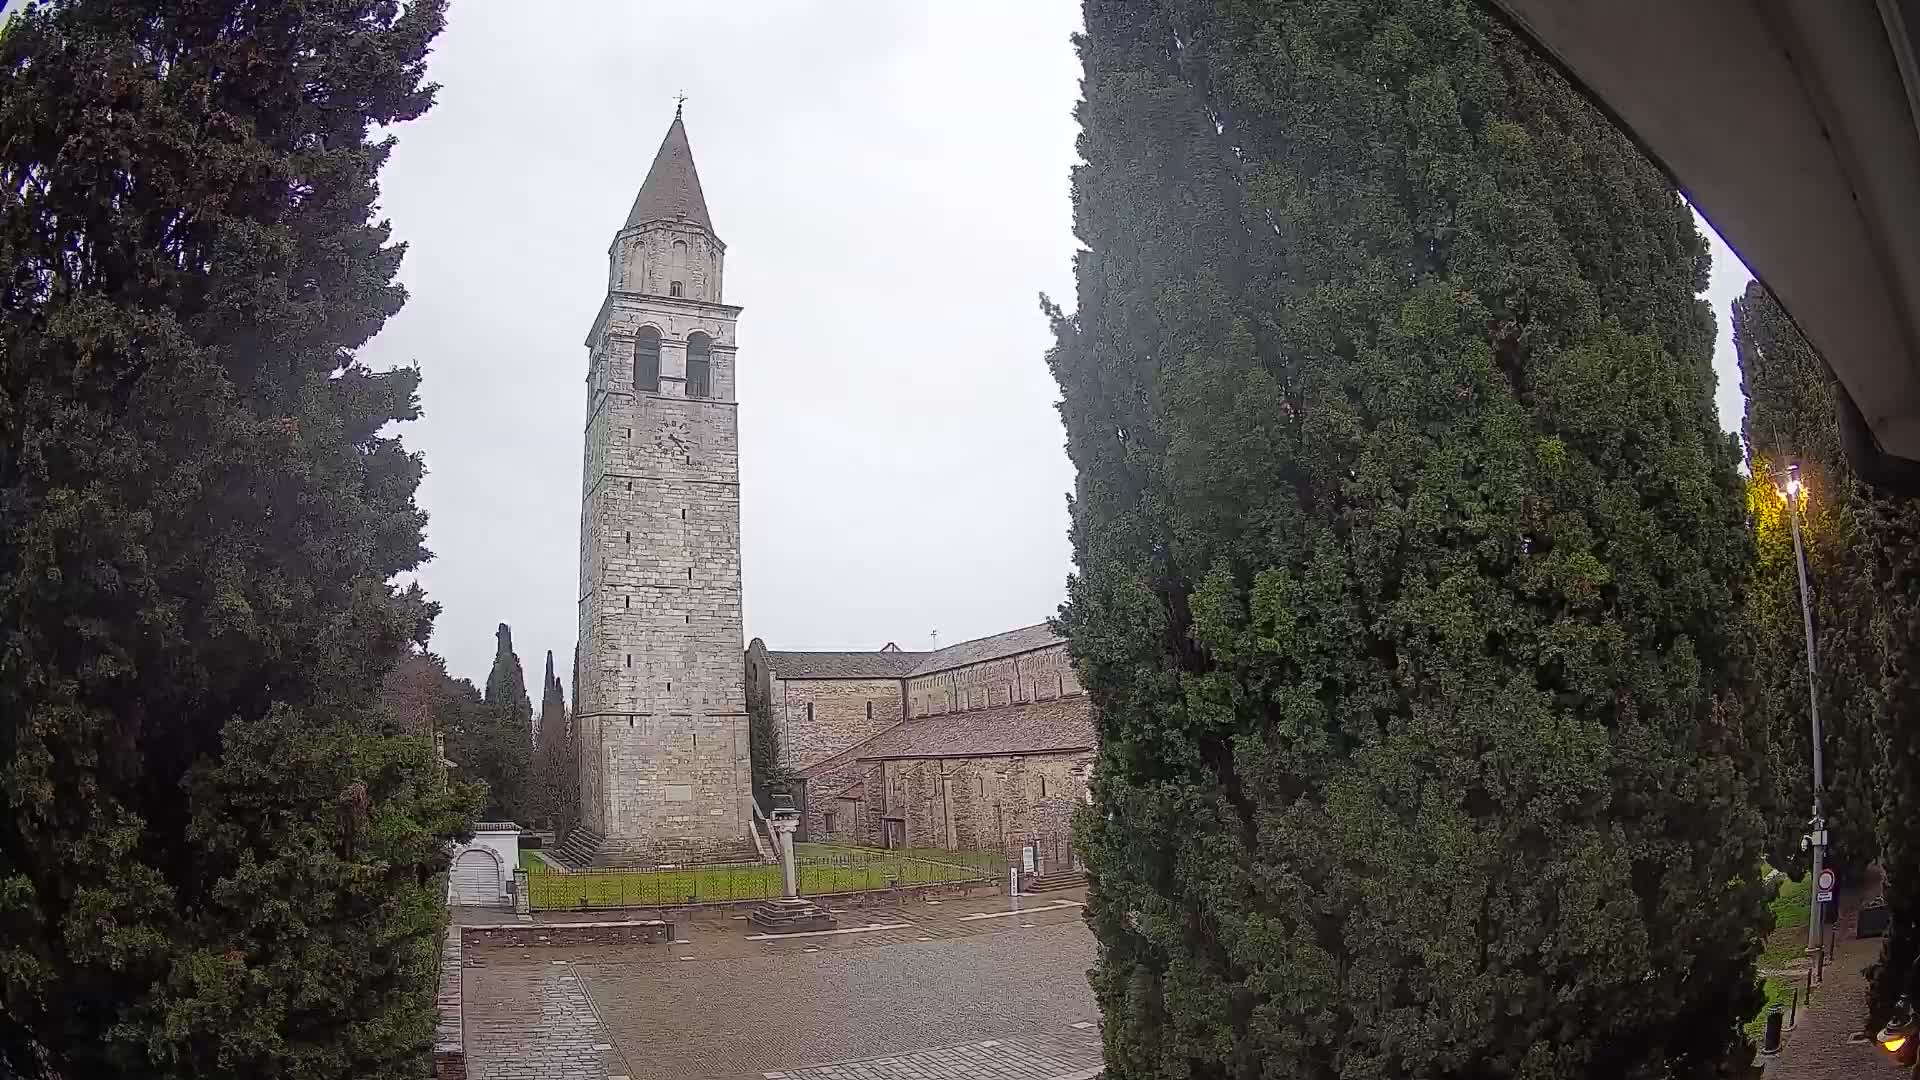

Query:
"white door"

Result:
[[449, 850, 500, 906]]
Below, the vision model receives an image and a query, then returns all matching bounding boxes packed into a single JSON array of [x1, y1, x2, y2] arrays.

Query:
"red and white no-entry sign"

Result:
[[1816, 868, 1837, 902]]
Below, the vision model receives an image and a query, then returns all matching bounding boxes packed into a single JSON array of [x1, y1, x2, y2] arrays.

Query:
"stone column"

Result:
[[769, 814, 799, 898]]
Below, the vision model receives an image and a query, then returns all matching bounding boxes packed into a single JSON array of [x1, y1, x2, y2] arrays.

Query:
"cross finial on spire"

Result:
[[674, 90, 687, 119]]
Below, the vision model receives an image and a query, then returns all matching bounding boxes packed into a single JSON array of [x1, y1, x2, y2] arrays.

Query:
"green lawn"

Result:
[[1744, 975, 1802, 1040], [1745, 871, 1817, 1041], [519, 844, 994, 910], [797, 844, 1007, 875], [1770, 873, 1811, 933]]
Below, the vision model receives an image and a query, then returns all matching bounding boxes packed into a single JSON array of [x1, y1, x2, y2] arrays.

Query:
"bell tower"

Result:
[[572, 109, 752, 865]]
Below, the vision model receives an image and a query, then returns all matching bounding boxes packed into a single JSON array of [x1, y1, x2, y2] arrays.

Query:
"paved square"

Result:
[[464, 898, 1101, 1080]]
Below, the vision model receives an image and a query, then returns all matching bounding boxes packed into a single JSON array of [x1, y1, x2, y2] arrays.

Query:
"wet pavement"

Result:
[[462, 890, 1103, 1080]]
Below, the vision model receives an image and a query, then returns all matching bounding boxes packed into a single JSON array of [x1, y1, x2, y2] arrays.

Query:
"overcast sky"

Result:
[[358, 1, 1754, 686]]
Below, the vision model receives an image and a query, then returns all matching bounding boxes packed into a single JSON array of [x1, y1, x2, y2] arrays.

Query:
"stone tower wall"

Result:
[[576, 282, 751, 856]]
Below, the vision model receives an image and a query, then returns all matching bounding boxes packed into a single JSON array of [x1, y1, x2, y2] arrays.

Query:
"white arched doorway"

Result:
[[448, 847, 504, 907]]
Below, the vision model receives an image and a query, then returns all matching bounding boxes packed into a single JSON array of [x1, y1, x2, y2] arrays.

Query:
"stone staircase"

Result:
[[551, 825, 606, 869], [1023, 868, 1087, 894]]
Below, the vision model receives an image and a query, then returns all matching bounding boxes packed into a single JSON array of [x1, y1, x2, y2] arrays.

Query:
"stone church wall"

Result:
[[905, 643, 1081, 719], [806, 751, 1091, 863], [767, 676, 905, 772]]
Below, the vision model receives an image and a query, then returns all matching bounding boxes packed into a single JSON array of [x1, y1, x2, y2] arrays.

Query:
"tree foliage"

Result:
[[749, 697, 796, 806], [1733, 281, 1880, 881], [1867, 498, 1920, 1021], [1728, 281, 1920, 1025], [447, 623, 533, 823], [1049, 2, 1765, 1076], [0, 2, 480, 1077], [529, 649, 576, 830]]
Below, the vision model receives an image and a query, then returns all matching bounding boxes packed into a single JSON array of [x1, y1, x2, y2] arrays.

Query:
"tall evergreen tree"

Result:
[[1733, 281, 1880, 881], [1867, 498, 1920, 1022], [485, 622, 534, 740], [0, 3, 479, 1078], [453, 622, 531, 822], [529, 650, 576, 830], [1049, 2, 1765, 1076]]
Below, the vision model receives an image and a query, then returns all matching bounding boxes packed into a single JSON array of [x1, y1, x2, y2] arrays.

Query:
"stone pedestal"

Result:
[[746, 809, 834, 933], [747, 895, 836, 933]]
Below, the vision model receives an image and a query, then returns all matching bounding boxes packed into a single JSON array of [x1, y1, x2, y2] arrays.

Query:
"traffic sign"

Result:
[[1818, 868, 1836, 891]]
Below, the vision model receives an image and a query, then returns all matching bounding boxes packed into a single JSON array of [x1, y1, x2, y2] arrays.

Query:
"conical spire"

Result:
[[624, 113, 713, 233]]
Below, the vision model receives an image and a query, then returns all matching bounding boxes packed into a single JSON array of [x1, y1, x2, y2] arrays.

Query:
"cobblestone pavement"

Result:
[[766, 1030, 1104, 1080], [1763, 931, 1905, 1080], [465, 962, 620, 1080], [465, 898, 1101, 1080]]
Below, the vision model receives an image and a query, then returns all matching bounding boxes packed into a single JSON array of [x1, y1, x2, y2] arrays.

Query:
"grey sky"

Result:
[[361, 1, 1752, 686]]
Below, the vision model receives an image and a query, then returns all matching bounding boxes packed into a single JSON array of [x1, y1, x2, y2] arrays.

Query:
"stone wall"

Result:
[[576, 234, 751, 848], [806, 751, 1091, 862], [461, 919, 675, 952], [768, 676, 905, 771], [610, 219, 723, 304], [906, 643, 1081, 719], [433, 927, 464, 1080]]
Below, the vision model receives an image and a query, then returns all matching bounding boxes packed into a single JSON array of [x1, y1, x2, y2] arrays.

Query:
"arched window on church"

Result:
[[686, 331, 712, 398], [635, 327, 660, 392], [669, 239, 688, 298]]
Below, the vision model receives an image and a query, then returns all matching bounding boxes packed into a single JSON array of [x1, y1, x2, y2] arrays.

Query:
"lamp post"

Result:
[[1783, 461, 1827, 956]]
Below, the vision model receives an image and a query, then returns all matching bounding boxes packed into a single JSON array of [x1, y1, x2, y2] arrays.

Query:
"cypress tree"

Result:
[[1049, 2, 1764, 1076], [485, 622, 535, 739], [0, 2, 479, 1077], [530, 650, 576, 830], [1732, 281, 1879, 882], [1868, 500, 1920, 1021], [452, 622, 532, 822]]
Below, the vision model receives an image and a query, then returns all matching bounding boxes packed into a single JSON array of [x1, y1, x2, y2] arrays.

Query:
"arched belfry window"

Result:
[[686, 331, 712, 399], [635, 327, 661, 392], [669, 239, 688, 298]]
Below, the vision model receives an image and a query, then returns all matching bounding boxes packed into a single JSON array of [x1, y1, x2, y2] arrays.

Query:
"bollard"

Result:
[[1761, 1005, 1785, 1055], [1788, 988, 1798, 1030]]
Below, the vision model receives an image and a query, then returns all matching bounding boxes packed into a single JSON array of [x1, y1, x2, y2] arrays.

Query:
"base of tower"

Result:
[[553, 825, 761, 870]]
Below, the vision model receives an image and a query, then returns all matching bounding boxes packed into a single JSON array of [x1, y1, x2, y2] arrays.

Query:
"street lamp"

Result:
[[1782, 460, 1827, 958]]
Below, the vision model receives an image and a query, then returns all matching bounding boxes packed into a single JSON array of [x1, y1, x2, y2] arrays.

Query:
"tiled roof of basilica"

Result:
[[765, 623, 1064, 682], [762, 650, 926, 679], [906, 623, 1063, 676]]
